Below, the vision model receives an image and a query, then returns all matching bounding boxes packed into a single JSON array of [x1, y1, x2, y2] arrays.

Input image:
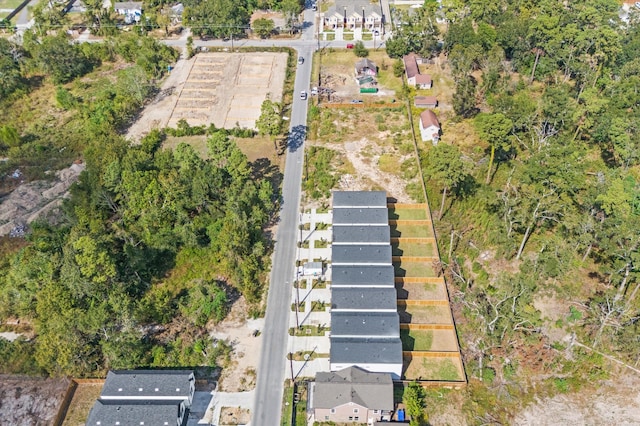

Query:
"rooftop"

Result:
[[331, 311, 399, 337], [420, 110, 440, 129], [403, 53, 420, 78], [330, 337, 403, 365], [332, 244, 392, 265], [325, 0, 382, 18], [312, 366, 393, 410], [415, 95, 438, 106], [332, 225, 390, 245], [332, 207, 389, 225], [86, 400, 183, 426], [330, 265, 395, 286], [101, 370, 194, 401], [331, 287, 397, 311], [332, 190, 387, 208]]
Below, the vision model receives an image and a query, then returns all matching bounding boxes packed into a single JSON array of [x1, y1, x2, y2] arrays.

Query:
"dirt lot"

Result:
[[127, 52, 288, 141], [61, 383, 102, 426], [403, 355, 465, 382], [396, 282, 447, 300], [0, 376, 70, 425]]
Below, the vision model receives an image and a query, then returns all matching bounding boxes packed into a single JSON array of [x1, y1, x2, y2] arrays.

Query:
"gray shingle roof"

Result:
[[85, 399, 184, 426], [331, 312, 399, 337], [331, 265, 395, 287], [325, 0, 382, 19], [332, 245, 392, 265], [331, 288, 397, 311], [330, 337, 403, 365], [101, 370, 194, 402], [332, 207, 389, 225], [312, 366, 393, 410], [332, 225, 390, 245]]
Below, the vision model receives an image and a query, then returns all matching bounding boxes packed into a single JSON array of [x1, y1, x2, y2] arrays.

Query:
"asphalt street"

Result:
[[251, 6, 315, 426]]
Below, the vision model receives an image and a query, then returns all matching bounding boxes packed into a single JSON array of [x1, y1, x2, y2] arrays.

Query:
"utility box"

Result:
[[360, 87, 378, 93]]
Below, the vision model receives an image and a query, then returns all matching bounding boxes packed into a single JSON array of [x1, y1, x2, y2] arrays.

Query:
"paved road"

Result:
[[251, 6, 315, 426]]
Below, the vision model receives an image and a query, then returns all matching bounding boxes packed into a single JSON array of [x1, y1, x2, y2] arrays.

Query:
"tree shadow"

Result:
[[287, 124, 307, 153]]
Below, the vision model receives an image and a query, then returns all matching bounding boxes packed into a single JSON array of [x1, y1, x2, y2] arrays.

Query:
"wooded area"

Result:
[[400, 0, 640, 421], [0, 32, 278, 376]]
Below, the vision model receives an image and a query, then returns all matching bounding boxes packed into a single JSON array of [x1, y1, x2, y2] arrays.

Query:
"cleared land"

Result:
[[398, 304, 452, 324], [403, 355, 465, 382], [128, 52, 287, 141], [62, 383, 103, 426], [396, 281, 447, 300], [400, 329, 459, 352], [0, 377, 70, 425]]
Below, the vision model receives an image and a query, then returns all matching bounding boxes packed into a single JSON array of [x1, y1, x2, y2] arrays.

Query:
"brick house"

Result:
[[309, 366, 394, 424]]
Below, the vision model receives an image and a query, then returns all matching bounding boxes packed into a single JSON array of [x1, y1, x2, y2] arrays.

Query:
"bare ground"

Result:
[[0, 376, 70, 426], [212, 297, 264, 392]]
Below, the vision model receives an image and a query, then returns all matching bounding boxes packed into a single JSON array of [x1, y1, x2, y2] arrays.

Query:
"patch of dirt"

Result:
[[0, 162, 85, 236], [213, 297, 264, 392], [0, 376, 70, 426], [61, 383, 103, 426], [336, 138, 412, 202], [219, 406, 251, 425], [514, 370, 640, 425]]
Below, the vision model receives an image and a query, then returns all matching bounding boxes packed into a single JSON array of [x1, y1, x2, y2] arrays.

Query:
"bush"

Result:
[[354, 40, 369, 57]]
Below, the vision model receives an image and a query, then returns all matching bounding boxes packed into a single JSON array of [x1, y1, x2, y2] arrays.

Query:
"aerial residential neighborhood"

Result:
[[1, 0, 640, 425]]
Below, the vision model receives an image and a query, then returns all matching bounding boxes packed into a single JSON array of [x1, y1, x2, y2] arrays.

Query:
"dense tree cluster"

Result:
[[0, 32, 277, 376], [416, 0, 640, 416]]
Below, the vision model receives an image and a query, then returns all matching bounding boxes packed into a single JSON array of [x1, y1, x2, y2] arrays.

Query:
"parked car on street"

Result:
[[300, 90, 308, 100], [346, 43, 354, 49], [298, 57, 304, 64]]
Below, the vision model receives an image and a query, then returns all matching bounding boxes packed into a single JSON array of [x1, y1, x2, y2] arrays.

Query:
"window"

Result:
[[354, 408, 359, 413], [324, 416, 329, 420], [373, 409, 379, 413], [348, 417, 353, 421], [355, 417, 359, 421], [330, 409, 336, 414]]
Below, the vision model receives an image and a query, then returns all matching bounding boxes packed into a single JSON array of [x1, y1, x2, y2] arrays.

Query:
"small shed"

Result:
[[414, 96, 438, 108], [355, 58, 377, 77], [303, 261, 323, 276]]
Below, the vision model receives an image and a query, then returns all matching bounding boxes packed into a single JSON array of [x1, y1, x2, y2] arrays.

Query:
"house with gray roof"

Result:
[[85, 399, 186, 426], [333, 190, 387, 208], [327, 191, 403, 380], [332, 225, 390, 245], [100, 370, 195, 407], [331, 244, 392, 265], [331, 287, 397, 311], [331, 312, 399, 338], [332, 207, 389, 226], [309, 366, 393, 424], [331, 265, 395, 287]]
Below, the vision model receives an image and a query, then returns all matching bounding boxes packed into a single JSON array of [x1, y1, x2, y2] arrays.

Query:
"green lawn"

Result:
[[393, 241, 435, 257], [403, 356, 464, 381], [389, 208, 429, 220], [391, 224, 433, 238], [394, 261, 436, 277], [401, 329, 434, 351], [398, 305, 452, 324], [0, 0, 24, 10]]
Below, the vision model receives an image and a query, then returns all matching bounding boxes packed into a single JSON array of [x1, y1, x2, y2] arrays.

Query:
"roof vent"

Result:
[[176, 388, 180, 392], [118, 388, 123, 392], [155, 388, 159, 392], [138, 388, 143, 391]]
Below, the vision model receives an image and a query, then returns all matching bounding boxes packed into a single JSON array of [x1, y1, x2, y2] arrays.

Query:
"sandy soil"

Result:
[[126, 52, 287, 142], [61, 383, 103, 426], [212, 297, 264, 392], [515, 370, 640, 425], [336, 138, 412, 202], [0, 376, 70, 425]]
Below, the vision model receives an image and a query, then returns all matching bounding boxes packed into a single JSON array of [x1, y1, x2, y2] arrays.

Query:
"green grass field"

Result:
[[401, 329, 434, 351], [403, 356, 465, 381], [391, 224, 433, 238], [393, 240, 435, 257], [389, 207, 430, 220], [394, 261, 436, 277]]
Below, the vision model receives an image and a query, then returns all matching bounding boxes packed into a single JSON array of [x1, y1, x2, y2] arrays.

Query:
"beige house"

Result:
[[309, 366, 394, 424], [403, 53, 432, 89]]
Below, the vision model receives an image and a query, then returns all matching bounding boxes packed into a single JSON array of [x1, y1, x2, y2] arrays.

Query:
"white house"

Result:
[[322, 0, 383, 33], [419, 110, 440, 144]]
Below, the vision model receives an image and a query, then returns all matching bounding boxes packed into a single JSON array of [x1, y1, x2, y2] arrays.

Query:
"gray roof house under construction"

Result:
[[329, 190, 402, 379]]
